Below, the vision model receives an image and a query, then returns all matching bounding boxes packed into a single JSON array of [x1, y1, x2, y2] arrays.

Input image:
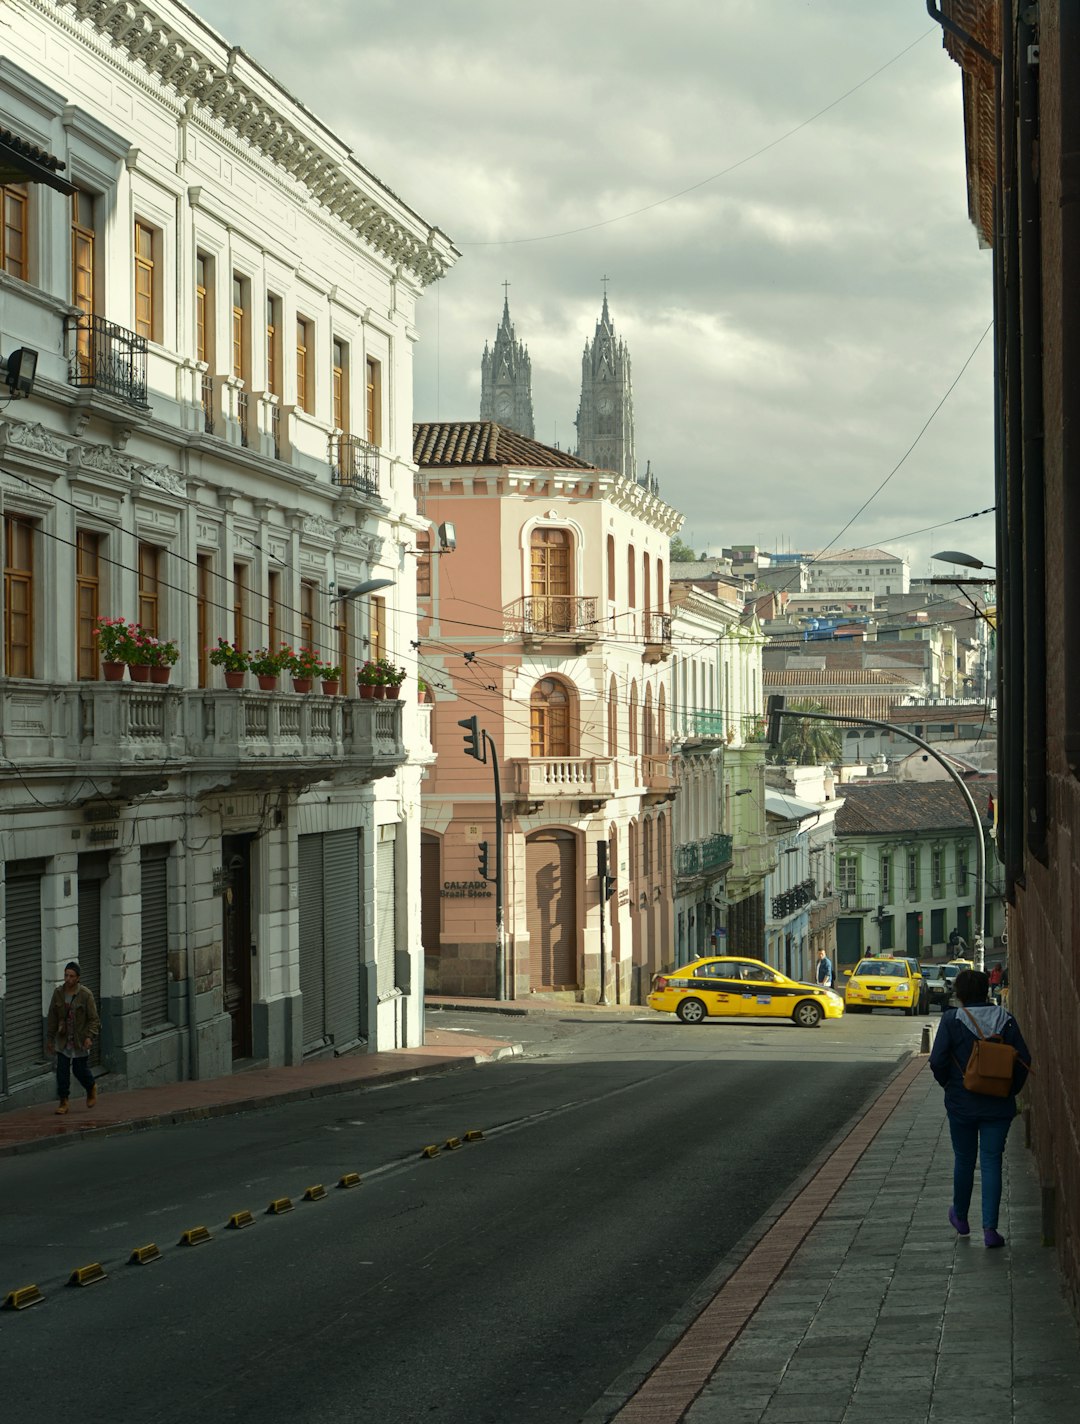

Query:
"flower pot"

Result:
[[291, 677, 313, 694], [102, 661, 126, 682], [223, 670, 246, 689], [359, 684, 376, 699], [374, 684, 388, 699], [149, 665, 171, 684], [256, 674, 279, 692], [321, 680, 340, 696], [128, 663, 151, 683], [387, 683, 404, 700]]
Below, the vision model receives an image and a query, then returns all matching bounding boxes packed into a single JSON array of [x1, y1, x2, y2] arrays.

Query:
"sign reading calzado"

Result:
[[441, 881, 493, 898]]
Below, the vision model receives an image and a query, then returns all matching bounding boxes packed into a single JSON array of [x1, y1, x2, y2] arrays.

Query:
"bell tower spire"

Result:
[[575, 283, 639, 483], [480, 286, 535, 437]]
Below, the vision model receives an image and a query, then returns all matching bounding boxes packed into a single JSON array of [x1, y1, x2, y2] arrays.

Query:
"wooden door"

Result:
[[526, 830, 578, 988]]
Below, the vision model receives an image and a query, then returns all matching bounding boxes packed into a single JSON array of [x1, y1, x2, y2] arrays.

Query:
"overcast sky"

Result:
[[211, 0, 994, 577]]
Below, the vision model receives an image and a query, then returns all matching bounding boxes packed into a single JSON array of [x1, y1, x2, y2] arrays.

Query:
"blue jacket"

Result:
[[929, 1003, 1031, 1122]]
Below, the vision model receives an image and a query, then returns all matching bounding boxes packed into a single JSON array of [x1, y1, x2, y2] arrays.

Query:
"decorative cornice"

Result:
[[44, 0, 457, 286]]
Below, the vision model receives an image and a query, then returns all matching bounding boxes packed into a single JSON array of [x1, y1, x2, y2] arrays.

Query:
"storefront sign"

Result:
[[441, 880, 492, 899]]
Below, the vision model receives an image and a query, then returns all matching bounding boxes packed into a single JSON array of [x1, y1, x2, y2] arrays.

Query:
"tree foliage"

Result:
[[772, 699, 842, 766], [670, 536, 703, 562]]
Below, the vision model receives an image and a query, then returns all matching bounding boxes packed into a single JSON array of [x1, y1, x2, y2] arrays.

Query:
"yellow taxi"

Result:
[[845, 956, 922, 1015], [646, 956, 845, 1028]]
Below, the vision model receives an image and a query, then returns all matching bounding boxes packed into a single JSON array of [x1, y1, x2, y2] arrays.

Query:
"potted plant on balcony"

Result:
[[319, 662, 342, 696], [357, 660, 381, 700], [376, 657, 406, 699], [417, 676, 429, 703], [145, 635, 179, 684], [93, 616, 136, 680], [123, 623, 164, 683], [248, 644, 290, 691], [287, 646, 321, 693], [208, 637, 249, 689]]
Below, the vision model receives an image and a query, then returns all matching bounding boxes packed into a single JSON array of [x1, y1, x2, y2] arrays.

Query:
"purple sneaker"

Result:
[[984, 1228, 1005, 1248], [949, 1207, 970, 1236]]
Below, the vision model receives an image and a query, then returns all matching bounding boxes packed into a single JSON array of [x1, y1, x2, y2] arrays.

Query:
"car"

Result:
[[646, 956, 845, 1029], [921, 965, 955, 1011], [844, 957, 922, 1015], [893, 956, 930, 1013]]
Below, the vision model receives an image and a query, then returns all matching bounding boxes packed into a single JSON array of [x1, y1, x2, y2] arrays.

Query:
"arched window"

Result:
[[628, 680, 639, 755], [643, 684, 655, 755], [657, 812, 668, 887], [606, 534, 616, 603], [530, 677, 571, 757], [627, 545, 636, 607], [607, 674, 618, 756], [643, 817, 653, 879], [530, 527, 572, 631], [643, 552, 651, 613]]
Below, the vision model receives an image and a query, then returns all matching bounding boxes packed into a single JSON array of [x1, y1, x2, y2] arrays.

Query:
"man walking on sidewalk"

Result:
[[815, 947, 834, 989], [46, 962, 100, 1115]]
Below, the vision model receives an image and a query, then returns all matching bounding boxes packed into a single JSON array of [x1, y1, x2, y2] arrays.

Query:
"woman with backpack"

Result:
[[929, 968, 1031, 1248]]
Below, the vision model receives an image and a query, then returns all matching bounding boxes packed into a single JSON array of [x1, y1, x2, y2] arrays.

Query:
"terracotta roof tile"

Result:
[[836, 778, 997, 837], [414, 421, 595, 471]]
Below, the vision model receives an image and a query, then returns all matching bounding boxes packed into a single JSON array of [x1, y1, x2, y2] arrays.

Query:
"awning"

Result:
[[0, 126, 75, 195]]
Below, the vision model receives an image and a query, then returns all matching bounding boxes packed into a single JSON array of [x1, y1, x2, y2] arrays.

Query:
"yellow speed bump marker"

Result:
[[444, 1137, 463, 1151], [420, 1144, 440, 1159], [2, 1285, 44, 1311], [337, 1172, 362, 1190], [303, 1184, 327, 1202], [266, 1197, 294, 1216], [464, 1129, 484, 1142], [128, 1245, 161, 1266], [227, 1210, 255, 1230], [67, 1263, 107, 1288], [178, 1226, 212, 1247]]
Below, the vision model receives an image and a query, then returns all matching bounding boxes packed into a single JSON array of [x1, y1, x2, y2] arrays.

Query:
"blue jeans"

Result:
[[56, 1053, 95, 1100], [948, 1115, 1012, 1229]]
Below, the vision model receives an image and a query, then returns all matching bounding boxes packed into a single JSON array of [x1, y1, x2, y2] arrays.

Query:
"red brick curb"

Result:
[[610, 1055, 929, 1424]]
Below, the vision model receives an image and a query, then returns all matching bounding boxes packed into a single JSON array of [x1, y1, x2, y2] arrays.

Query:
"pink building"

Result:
[[414, 422, 683, 1002]]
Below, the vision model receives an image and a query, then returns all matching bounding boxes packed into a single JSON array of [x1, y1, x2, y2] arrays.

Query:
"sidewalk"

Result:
[[596, 1058, 1080, 1424], [0, 1025, 519, 1158]]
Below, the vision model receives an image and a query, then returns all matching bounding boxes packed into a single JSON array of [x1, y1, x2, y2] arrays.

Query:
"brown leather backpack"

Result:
[[958, 1007, 1021, 1097]]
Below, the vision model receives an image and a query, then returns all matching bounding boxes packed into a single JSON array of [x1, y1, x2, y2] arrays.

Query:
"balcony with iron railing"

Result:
[[643, 610, 673, 663], [66, 314, 149, 410], [201, 374, 215, 434], [674, 832, 734, 880], [770, 878, 817, 922], [502, 595, 599, 647], [330, 434, 380, 497], [236, 389, 251, 448], [508, 755, 614, 804], [837, 891, 876, 913]]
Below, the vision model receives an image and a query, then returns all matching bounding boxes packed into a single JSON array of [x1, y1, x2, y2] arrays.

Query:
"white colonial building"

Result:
[[0, 0, 455, 1105]]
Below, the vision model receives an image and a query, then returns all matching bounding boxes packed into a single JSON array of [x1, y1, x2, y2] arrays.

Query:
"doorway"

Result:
[[221, 835, 253, 1059]]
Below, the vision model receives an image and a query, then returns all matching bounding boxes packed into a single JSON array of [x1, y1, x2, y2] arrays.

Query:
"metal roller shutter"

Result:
[[322, 830, 361, 1049], [77, 865, 105, 1068], [140, 850, 170, 1031], [4, 869, 45, 1084], [298, 833, 326, 1050], [376, 835, 396, 999]]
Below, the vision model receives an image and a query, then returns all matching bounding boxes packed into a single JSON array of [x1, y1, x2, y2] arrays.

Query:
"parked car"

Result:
[[844, 957, 921, 1015], [647, 956, 845, 1028]]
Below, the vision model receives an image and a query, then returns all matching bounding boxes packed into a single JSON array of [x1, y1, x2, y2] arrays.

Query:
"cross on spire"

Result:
[[601, 274, 610, 298]]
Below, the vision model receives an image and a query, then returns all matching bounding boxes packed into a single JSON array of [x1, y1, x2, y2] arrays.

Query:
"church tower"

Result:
[[480, 291, 535, 438], [575, 291, 640, 484]]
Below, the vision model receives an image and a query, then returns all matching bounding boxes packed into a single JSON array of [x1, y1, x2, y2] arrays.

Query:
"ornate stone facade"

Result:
[[479, 296, 535, 438]]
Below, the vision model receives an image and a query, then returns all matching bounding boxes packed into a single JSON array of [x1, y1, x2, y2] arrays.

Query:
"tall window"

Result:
[[880, 854, 893, 904], [656, 558, 665, 610], [956, 849, 969, 895], [1, 183, 28, 279], [530, 527, 571, 631], [134, 220, 156, 340], [138, 544, 161, 637], [606, 534, 616, 604], [627, 545, 636, 608], [267, 569, 281, 653], [628, 681, 639, 756], [76, 530, 102, 679], [906, 848, 919, 898], [266, 295, 280, 395], [366, 357, 381, 445], [643, 685, 654, 755], [607, 675, 618, 756], [643, 552, 651, 612], [837, 856, 858, 897], [4, 515, 35, 677], [531, 679, 571, 757], [196, 555, 211, 688], [332, 339, 348, 431], [195, 253, 210, 365], [296, 317, 313, 412], [369, 595, 386, 665], [932, 847, 944, 896], [232, 562, 247, 648], [336, 602, 351, 696], [416, 530, 431, 598], [71, 190, 95, 336], [231, 275, 248, 381], [300, 580, 317, 654]]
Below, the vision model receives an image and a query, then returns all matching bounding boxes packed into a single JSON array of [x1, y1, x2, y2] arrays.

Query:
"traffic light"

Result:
[[477, 841, 490, 881], [457, 715, 483, 761], [596, 840, 616, 902], [766, 694, 786, 747]]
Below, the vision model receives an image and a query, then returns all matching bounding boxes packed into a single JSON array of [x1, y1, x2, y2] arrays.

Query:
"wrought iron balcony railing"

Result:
[[201, 375, 215, 434], [643, 611, 672, 659], [503, 595, 598, 638], [674, 832, 734, 879], [66, 314, 149, 409], [270, 403, 281, 460], [686, 709, 727, 739], [330, 434, 380, 496], [237, 389, 250, 448], [771, 877, 817, 922]]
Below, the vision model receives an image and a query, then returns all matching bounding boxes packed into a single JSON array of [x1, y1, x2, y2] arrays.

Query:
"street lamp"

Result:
[[932, 550, 995, 571], [330, 576, 394, 603]]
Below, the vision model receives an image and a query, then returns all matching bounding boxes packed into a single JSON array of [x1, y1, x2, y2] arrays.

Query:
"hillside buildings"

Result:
[[0, 0, 454, 1105]]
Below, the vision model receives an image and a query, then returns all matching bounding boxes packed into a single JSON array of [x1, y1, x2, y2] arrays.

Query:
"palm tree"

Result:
[[773, 699, 841, 766]]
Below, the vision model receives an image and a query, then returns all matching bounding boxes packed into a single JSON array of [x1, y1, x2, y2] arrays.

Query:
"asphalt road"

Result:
[[0, 1011, 920, 1424]]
